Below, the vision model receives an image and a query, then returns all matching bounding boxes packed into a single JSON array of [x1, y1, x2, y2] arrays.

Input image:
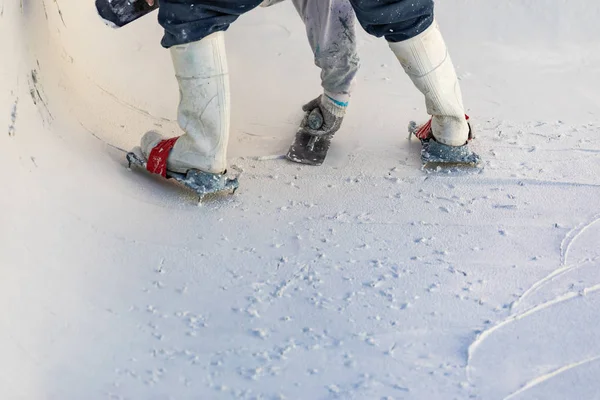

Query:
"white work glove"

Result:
[[298, 95, 347, 137]]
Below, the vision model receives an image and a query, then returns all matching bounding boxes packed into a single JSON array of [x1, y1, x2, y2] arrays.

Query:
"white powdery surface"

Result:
[[1, 1, 600, 399]]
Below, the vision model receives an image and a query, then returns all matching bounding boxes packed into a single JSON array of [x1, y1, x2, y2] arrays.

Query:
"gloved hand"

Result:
[[298, 95, 347, 137]]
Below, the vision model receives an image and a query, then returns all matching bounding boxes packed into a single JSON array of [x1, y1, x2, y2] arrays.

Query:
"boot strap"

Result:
[[415, 115, 472, 142], [147, 137, 179, 178]]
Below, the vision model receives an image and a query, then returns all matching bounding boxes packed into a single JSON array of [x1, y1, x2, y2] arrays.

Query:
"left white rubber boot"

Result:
[[388, 20, 469, 147], [141, 31, 230, 175]]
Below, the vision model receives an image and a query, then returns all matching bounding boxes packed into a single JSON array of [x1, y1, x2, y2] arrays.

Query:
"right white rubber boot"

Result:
[[141, 31, 230, 174], [388, 20, 469, 147]]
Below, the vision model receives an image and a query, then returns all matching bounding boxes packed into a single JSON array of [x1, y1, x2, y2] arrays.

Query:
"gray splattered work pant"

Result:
[[158, 0, 434, 97]]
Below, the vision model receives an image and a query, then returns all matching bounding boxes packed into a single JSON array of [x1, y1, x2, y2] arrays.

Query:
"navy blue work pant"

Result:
[[158, 0, 434, 48]]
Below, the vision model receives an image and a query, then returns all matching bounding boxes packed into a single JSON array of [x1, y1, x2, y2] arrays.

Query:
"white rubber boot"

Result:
[[141, 31, 230, 174], [388, 20, 469, 147]]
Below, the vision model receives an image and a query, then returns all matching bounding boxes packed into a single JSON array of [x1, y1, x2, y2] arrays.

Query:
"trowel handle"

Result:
[[96, 0, 159, 28]]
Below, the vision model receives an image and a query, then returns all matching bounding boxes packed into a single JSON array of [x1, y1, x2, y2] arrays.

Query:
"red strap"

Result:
[[146, 137, 178, 178], [414, 118, 433, 140], [415, 114, 470, 141]]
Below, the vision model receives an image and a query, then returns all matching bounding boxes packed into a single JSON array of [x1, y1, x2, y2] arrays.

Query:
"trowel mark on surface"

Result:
[[94, 82, 174, 124], [467, 283, 600, 381], [503, 355, 600, 400], [510, 213, 600, 312], [53, 0, 66, 26], [79, 120, 128, 153], [28, 69, 54, 125], [8, 98, 18, 136], [560, 214, 600, 266], [41, 0, 48, 20]]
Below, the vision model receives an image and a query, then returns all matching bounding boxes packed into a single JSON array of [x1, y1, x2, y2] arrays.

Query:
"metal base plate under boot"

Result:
[[126, 150, 239, 202], [408, 120, 481, 167]]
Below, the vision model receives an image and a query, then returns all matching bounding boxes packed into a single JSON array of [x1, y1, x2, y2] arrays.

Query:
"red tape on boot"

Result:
[[147, 137, 179, 178], [415, 115, 471, 141], [414, 118, 433, 140]]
